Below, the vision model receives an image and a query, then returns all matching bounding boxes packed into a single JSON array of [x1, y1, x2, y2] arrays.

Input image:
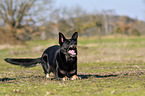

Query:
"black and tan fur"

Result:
[[5, 32, 80, 81]]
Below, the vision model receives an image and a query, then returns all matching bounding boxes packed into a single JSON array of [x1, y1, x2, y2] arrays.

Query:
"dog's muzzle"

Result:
[[68, 46, 77, 57], [68, 50, 76, 57]]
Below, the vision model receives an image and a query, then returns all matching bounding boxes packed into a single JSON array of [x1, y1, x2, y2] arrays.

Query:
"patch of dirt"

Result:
[[0, 29, 24, 45]]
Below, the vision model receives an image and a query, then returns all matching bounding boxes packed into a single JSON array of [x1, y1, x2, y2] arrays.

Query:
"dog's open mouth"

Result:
[[68, 47, 77, 57]]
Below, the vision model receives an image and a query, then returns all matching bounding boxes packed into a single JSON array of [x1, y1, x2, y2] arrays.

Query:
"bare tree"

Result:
[[0, 0, 53, 29], [96, 15, 104, 44], [103, 10, 115, 34]]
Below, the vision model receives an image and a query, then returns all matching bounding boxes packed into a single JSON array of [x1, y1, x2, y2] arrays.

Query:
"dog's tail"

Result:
[[4, 58, 43, 67]]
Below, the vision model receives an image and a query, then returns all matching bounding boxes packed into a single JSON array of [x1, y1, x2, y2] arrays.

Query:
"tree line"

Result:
[[0, 0, 144, 42]]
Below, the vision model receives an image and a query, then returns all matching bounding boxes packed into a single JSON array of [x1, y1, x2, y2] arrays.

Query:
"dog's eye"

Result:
[[73, 46, 76, 50]]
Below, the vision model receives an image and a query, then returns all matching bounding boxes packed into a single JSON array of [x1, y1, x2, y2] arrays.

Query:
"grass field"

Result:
[[0, 36, 145, 96]]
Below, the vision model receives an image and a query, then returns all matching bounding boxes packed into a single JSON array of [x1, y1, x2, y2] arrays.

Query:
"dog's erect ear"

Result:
[[71, 32, 78, 41], [59, 32, 66, 46]]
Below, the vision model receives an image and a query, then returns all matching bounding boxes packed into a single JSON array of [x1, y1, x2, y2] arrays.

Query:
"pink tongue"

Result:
[[68, 50, 76, 55]]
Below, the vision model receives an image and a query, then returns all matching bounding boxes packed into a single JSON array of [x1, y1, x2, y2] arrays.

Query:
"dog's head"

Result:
[[59, 32, 78, 57]]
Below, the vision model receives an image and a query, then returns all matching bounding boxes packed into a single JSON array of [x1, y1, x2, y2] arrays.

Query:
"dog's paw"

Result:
[[46, 73, 53, 80], [46, 73, 50, 78], [62, 76, 70, 81], [71, 75, 81, 80]]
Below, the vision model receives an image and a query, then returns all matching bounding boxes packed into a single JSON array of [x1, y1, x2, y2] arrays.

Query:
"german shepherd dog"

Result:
[[5, 32, 81, 81]]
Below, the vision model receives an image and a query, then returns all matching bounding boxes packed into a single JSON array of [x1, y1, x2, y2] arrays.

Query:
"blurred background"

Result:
[[0, 0, 145, 45]]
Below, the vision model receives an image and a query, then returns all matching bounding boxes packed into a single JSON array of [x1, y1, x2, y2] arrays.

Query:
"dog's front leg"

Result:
[[55, 67, 69, 81], [55, 66, 62, 80]]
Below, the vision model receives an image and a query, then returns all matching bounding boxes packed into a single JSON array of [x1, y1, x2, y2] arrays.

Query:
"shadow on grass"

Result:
[[0, 74, 118, 82], [78, 74, 118, 79], [0, 78, 16, 82], [0, 75, 45, 82]]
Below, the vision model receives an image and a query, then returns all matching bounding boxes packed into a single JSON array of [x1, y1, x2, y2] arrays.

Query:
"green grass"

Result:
[[1, 36, 145, 96]]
